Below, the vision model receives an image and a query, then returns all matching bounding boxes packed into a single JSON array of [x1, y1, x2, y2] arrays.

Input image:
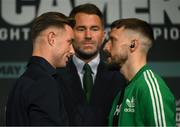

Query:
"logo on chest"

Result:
[[124, 97, 135, 113]]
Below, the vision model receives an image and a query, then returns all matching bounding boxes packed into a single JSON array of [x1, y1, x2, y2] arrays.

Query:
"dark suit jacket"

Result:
[[6, 56, 68, 126], [57, 59, 125, 125]]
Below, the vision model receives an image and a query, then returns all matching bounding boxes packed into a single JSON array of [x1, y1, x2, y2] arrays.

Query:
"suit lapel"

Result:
[[66, 60, 87, 104], [91, 61, 111, 101]]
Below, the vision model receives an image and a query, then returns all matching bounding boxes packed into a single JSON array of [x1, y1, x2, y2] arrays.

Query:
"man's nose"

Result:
[[84, 30, 92, 40], [69, 44, 74, 55]]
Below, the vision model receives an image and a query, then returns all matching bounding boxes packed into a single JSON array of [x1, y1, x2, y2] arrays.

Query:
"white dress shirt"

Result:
[[72, 54, 100, 89]]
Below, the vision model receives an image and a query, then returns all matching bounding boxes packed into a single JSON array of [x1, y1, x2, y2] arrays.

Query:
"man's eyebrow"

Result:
[[76, 25, 86, 28], [76, 25, 100, 28], [91, 25, 100, 28]]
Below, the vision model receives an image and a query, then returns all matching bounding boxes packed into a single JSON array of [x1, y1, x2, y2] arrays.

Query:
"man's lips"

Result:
[[83, 43, 94, 47], [82, 40, 94, 44], [84, 43, 93, 46]]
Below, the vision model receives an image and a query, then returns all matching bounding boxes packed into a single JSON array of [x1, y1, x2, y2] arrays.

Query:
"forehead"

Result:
[[75, 13, 102, 26]]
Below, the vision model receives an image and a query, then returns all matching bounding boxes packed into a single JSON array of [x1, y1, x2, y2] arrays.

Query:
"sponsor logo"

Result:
[[124, 97, 135, 113], [0, 0, 180, 42], [0, 62, 26, 78]]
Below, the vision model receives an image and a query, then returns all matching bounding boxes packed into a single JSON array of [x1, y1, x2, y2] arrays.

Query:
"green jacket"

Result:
[[109, 65, 176, 126]]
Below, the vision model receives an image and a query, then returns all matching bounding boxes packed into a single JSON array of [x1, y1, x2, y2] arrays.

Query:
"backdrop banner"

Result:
[[0, 0, 179, 125]]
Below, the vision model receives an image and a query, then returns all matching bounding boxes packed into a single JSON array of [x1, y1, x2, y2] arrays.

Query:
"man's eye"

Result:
[[91, 27, 99, 31], [76, 28, 84, 31]]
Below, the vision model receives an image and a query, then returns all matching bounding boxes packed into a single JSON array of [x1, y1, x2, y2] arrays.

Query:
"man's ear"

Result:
[[129, 40, 138, 52], [47, 31, 56, 46], [130, 40, 135, 48]]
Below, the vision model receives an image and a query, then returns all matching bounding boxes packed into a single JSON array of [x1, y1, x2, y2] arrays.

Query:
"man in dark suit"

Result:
[[6, 12, 75, 125], [57, 3, 126, 125]]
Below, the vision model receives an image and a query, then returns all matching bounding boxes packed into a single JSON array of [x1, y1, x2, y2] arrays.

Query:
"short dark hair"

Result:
[[69, 3, 104, 27], [111, 18, 154, 42], [31, 12, 75, 42]]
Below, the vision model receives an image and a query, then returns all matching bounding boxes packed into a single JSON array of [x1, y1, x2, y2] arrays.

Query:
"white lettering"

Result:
[[170, 28, 179, 40], [0, 28, 30, 41], [10, 28, 20, 40], [75, 0, 120, 24], [153, 28, 162, 40], [38, 0, 72, 16], [124, 108, 135, 112], [1, 0, 180, 25], [22, 28, 30, 41], [0, 63, 26, 78], [0, 28, 8, 41], [1, 0, 36, 25], [120, 0, 180, 24], [150, 0, 180, 24], [153, 27, 180, 40], [121, 0, 149, 22], [0, 65, 20, 75]]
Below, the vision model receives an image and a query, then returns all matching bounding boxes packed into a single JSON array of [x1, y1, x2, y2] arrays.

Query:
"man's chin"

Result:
[[76, 50, 98, 60], [106, 62, 120, 71]]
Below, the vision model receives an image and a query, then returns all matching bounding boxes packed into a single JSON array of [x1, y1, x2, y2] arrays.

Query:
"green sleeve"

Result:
[[138, 76, 176, 126]]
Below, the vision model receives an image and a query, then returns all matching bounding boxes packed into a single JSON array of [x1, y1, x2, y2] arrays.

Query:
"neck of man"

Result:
[[32, 48, 55, 68], [120, 54, 147, 82]]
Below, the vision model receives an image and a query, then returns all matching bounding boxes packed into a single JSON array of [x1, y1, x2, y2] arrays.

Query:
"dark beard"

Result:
[[75, 49, 98, 60], [103, 50, 121, 71], [106, 61, 120, 71]]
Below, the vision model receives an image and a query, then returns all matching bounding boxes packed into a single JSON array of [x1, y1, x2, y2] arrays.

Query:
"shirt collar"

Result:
[[28, 56, 57, 77], [72, 54, 100, 74]]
